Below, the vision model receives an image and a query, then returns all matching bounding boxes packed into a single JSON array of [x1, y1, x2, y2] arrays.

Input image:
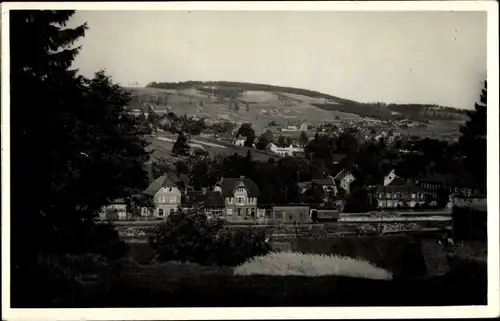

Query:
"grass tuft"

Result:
[[233, 251, 393, 280]]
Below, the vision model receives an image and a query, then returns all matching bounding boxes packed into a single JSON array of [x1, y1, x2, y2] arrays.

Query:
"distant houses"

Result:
[[268, 143, 304, 156], [279, 122, 308, 132]]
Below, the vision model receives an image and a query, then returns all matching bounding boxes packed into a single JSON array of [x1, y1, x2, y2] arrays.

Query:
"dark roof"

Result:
[[204, 191, 225, 207], [272, 205, 310, 210], [143, 175, 177, 196], [419, 174, 453, 184], [376, 183, 423, 194], [388, 177, 407, 186], [311, 177, 335, 186], [333, 169, 352, 181], [220, 177, 260, 197], [183, 191, 225, 208]]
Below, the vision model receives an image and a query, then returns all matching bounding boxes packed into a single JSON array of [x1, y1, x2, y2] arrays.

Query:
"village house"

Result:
[[375, 180, 426, 209], [100, 198, 128, 221], [417, 173, 485, 209], [182, 189, 226, 219], [311, 176, 337, 195], [268, 142, 304, 156], [214, 176, 260, 221], [234, 136, 246, 146], [416, 174, 451, 201], [140, 174, 183, 218], [333, 169, 356, 194]]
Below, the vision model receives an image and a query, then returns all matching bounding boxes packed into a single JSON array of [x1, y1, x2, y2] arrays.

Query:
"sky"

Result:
[[71, 10, 487, 110]]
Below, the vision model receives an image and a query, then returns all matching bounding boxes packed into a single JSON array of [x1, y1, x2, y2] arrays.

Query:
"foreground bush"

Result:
[[149, 209, 271, 266], [234, 252, 393, 280]]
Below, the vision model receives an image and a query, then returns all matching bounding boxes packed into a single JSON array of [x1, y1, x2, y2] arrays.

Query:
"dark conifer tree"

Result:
[[459, 80, 487, 190], [10, 10, 151, 271], [172, 132, 190, 156]]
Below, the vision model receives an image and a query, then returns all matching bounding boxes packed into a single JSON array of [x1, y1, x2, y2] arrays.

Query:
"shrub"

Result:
[[234, 252, 393, 280], [452, 206, 487, 242], [149, 209, 271, 266]]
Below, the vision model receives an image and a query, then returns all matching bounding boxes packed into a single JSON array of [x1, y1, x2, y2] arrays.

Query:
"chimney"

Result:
[[240, 175, 245, 179]]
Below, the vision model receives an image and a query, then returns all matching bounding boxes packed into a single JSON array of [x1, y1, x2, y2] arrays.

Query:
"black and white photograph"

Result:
[[1, 1, 499, 320]]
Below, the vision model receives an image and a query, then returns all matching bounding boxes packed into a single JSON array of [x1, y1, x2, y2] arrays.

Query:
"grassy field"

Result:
[[147, 133, 280, 162], [127, 85, 464, 140]]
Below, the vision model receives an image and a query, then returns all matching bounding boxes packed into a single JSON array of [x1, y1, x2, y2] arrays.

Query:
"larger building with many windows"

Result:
[[140, 174, 182, 218], [214, 176, 260, 221]]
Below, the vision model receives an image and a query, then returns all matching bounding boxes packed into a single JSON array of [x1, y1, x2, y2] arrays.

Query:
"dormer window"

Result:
[[236, 187, 245, 193]]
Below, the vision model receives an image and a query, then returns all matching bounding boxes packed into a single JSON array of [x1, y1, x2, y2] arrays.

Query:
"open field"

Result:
[[148, 133, 280, 162], [126, 85, 465, 139]]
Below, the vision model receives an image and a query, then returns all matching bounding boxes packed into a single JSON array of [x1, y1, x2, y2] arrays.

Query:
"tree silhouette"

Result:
[[172, 132, 190, 156], [10, 10, 149, 289], [299, 131, 309, 146], [459, 80, 487, 190], [236, 123, 255, 138]]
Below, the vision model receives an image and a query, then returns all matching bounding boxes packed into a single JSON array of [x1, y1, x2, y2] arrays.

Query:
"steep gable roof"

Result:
[[333, 168, 352, 181], [143, 175, 177, 196], [220, 177, 260, 198], [388, 177, 407, 186]]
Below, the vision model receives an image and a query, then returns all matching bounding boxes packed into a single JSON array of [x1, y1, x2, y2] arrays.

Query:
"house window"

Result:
[[227, 208, 233, 216], [237, 209, 241, 216], [392, 193, 397, 199], [236, 187, 245, 193], [251, 209, 255, 218], [169, 196, 177, 204], [158, 196, 166, 203], [158, 209, 164, 216], [386, 193, 392, 199], [236, 197, 245, 204], [411, 193, 416, 200], [379, 193, 384, 199]]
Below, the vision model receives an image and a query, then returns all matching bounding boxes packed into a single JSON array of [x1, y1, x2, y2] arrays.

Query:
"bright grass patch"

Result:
[[233, 252, 393, 280]]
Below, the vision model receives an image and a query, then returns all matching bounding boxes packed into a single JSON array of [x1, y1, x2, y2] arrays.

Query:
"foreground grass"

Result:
[[234, 252, 392, 280], [12, 257, 486, 308]]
